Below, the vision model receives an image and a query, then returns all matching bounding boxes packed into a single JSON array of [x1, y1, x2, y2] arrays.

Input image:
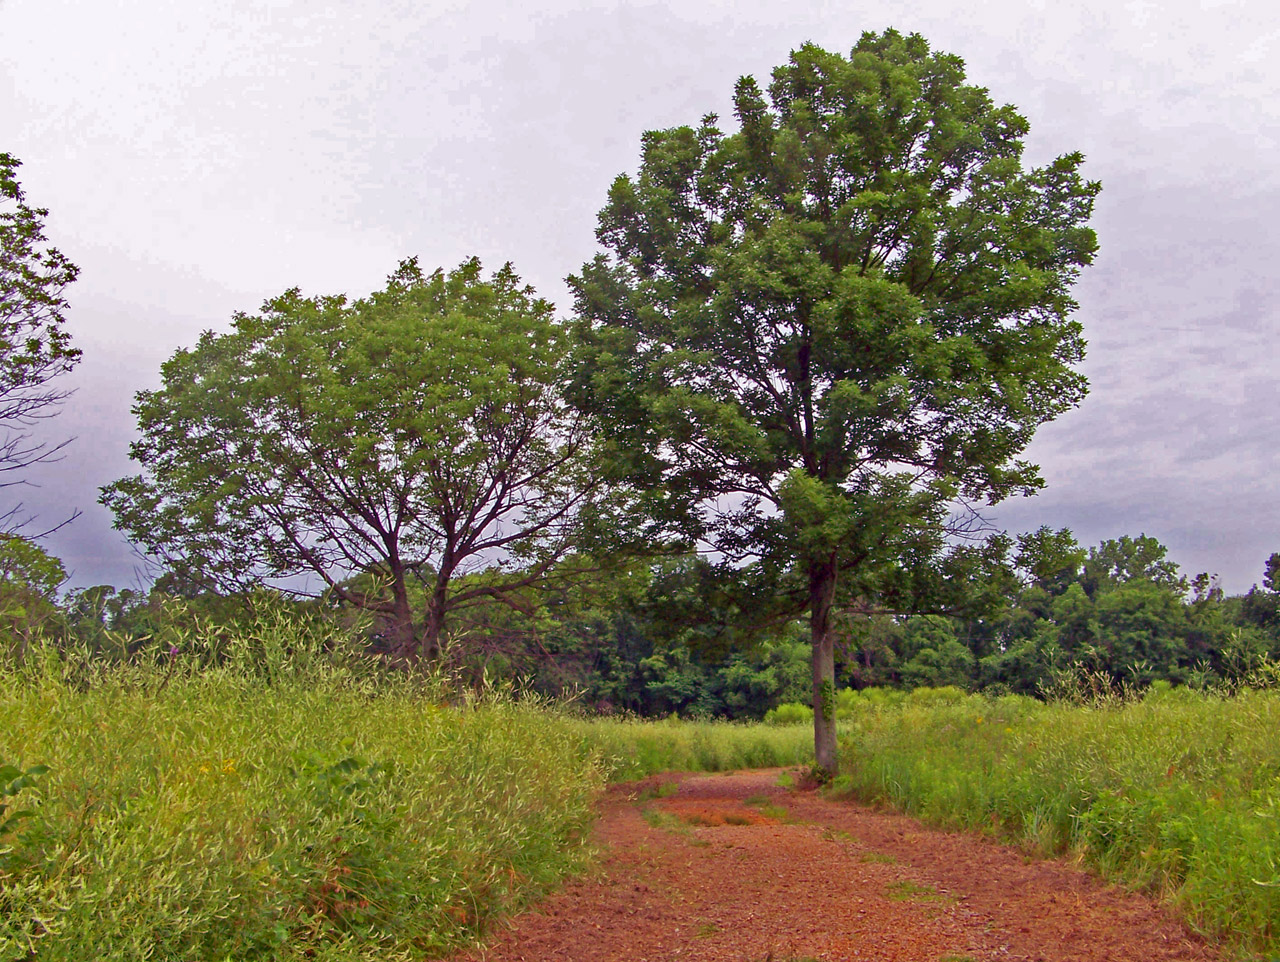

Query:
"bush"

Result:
[[763, 701, 814, 726]]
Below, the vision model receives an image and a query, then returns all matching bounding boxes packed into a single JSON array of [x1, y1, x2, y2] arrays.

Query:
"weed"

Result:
[[0, 662, 603, 960], [572, 716, 813, 781], [885, 879, 948, 903], [754, 802, 791, 822], [859, 850, 898, 865]]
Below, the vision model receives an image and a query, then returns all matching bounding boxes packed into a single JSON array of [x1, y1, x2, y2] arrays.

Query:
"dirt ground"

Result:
[[455, 769, 1228, 962]]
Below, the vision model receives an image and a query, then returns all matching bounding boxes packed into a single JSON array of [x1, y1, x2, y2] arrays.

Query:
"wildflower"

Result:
[[221, 759, 237, 775]]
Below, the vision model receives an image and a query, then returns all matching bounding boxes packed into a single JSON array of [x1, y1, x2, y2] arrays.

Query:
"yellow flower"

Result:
[[221, 758, 237, 775], [199, 764, 210, 774]]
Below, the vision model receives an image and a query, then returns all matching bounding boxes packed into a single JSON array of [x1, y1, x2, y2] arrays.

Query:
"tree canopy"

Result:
[[0, 153, 81, 531], [570, 30, 1099, 773], [102, 257, 613, 659]]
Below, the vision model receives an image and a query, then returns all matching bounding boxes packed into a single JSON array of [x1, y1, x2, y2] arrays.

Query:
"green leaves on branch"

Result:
[[572, 30, 1099, 774], [573, 29, 1098, 618], [102, 257, 618, 658], [0, 154, 81, 526]]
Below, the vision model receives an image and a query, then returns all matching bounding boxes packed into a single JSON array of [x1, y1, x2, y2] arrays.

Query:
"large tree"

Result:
[[0, 154, 81, 531], [103, 257, 612, 660], [570, 31, 1099, 774]]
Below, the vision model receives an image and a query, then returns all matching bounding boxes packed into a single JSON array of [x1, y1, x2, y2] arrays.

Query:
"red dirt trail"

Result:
[[455, 769, 1226, 962]]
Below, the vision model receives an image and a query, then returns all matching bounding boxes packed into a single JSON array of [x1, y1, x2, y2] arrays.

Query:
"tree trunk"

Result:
[[809, 559, 839, 778], [386, 576, 421, 663], [421, 574, 449, 661]]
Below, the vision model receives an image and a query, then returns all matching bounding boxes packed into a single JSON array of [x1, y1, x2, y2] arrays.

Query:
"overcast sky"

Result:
[[2, 0, 1277, 594]]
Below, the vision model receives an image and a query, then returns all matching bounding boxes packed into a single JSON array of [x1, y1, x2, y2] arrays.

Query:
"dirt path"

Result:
[[457, 769, 1226, 962]]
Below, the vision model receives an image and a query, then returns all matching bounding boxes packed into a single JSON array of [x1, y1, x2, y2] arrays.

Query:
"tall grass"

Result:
[[834, 685, 1280, 957], [0, 626, 603, 961], [569, 714, 814, 781]]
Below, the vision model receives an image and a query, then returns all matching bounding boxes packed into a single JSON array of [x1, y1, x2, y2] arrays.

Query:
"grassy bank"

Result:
[[0, 664, 602, 961], [834, 686, 1280, 957]]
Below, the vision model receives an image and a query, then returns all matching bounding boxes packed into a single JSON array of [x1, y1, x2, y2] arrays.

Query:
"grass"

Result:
[[635, 780, 679, 802], [884, 879, 948, 904], [858, 850, 898, 865], [742, 792, 791, 821], [17, 615, 1280, 961], [567, 714, 813, 782], [0, 644, 604, 961], [834, 685, 1280, 958]]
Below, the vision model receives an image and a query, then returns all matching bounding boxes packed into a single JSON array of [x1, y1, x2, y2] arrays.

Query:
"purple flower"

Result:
[[169, 646, 180, 656]]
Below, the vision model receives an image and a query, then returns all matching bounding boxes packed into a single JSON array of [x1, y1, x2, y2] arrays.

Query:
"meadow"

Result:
[[4, 619, 1280, 959]]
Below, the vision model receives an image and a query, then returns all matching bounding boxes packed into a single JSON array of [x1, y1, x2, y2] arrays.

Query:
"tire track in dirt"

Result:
[[456, 769, 1225, 962]]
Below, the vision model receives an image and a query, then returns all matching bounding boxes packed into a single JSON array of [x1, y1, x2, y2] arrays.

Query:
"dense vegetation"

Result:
[[3, 528, 1280, 724], [8, 628, 1280, 958], [0, 618, 811, 961], [830, 682, 1280, 958]]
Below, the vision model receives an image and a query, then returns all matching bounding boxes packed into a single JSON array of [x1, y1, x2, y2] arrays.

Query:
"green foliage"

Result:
[[834, 686, 1280, 957], [0, 758, 48, 873], [571, 30, 1098, 773], [0, 535, 66, 661], [101, 258, 614, 659], [0, 154, 81, 517], [763, 701, 814, 725], [571, 714, 813, 781], [0, 657, 602, 961]]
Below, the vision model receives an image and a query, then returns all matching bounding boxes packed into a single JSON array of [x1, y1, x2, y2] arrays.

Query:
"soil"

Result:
[[454, 768, 1229, 962]]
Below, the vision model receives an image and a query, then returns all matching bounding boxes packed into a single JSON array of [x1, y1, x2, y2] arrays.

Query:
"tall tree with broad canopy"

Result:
[[102, 257, 615, 660], [570, 31, 1099, 775], [0, 154, 81, 532]]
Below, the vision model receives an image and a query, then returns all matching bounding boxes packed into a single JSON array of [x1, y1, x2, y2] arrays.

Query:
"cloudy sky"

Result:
[[2, 0, 1277, 594]]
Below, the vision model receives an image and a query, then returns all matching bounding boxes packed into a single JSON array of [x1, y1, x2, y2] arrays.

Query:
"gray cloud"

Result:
[[3, 0, 1278, 593]]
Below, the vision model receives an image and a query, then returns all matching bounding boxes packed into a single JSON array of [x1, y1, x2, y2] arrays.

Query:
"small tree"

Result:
[[0, 154, 81, 531], [0, 534, 67, 660], [103, 258, 613, 660], [570, 31, 1099, 774]]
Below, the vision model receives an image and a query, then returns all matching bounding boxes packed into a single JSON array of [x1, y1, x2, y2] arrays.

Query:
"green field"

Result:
[[0, 668, 602, 960], [5, 648, 1280, 960]]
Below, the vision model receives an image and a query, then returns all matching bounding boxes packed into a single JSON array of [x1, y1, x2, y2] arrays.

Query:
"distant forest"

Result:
[[6, 531, 1279, 720]]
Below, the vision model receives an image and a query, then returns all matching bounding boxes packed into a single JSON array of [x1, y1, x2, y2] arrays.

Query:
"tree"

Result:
[[1080, 534, 1185, 598], [102, 257, 613, 660], [1264, 553, 1280, 595], [0, 533, 67, 660], [570, 31, 1098, 774], [1015, 526, 1085, 594], [0, 154, 81, 531]]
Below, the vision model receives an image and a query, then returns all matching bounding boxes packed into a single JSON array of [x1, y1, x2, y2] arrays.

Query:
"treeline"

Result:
[[4, 529, 1277, 719]]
